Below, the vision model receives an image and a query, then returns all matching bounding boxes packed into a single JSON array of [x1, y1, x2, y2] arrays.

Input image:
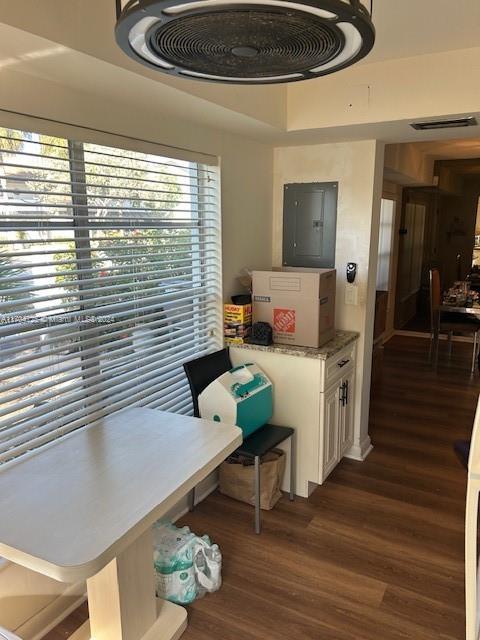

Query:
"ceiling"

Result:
[[409, 140, 480, 161], [434, 158, 480, 179], [0, 0, 479, 146], [384, 138, 480, 188], [0, 23, 284, 143], [0, 0, 478, 71], [364, 0, 480, 63], [0, 0, 287, 130], [1, 1, 479, 89]]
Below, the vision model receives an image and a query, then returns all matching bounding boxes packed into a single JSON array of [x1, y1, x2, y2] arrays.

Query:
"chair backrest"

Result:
[[429, 267, 441, 331], [183, 349, 232, 417]]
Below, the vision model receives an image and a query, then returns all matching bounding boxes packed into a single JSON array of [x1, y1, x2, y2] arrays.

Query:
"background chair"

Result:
[[184, 348, 295, 534], [429, 267, 480, 374]]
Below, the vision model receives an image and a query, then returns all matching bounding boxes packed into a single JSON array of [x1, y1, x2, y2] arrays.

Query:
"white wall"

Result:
[[382, 181, 403, 338], [288, 46, 480, 132], [0, 67, 273, 300], [384, 144, 435, 186], [0, 3, 287, 130], [273, 141, 384, 459], [0, 66, 274, 638]]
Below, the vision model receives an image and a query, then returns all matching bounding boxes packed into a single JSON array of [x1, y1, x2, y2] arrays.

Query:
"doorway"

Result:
[[382, 142, 480, 336], [395, 188, 433, 332]]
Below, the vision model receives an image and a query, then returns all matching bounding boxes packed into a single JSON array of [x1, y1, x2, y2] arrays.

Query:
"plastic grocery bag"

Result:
[[193, 536, 222, 597], [153, 521, 222, 605]]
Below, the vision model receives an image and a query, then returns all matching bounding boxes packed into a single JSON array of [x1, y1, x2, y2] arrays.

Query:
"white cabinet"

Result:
[[321, 383, 340, 480], [230, 335, 358, 498], [320, 367, 355, 483], [339, 367, 355, 457]]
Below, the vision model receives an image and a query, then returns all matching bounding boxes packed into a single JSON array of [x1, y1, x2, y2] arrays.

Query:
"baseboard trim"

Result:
[[166, 475, 219, 523], [394, 329, 476, 343], [394, 329, 430, 339], [345, 437, 373, 462]]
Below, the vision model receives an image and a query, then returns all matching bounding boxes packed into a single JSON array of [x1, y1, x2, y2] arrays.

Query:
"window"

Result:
[[376, 198, 395, 291], [0, 127, 221, 464]]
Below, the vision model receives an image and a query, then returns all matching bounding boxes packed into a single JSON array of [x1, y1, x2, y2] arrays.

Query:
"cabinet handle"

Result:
[[339, 382, 346, 406], [344, 380, 349, 405], [338, 359, 350, 368]]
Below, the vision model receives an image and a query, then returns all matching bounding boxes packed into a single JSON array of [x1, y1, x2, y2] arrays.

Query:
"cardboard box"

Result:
[[224, 303, 252, 345], [252, 269, 336, 348]]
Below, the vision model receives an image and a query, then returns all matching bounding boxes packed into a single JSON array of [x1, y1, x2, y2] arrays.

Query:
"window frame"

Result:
[[0, 126, 222, 465]]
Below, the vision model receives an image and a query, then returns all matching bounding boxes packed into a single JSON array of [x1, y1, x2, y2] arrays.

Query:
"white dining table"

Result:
[[440, 303, 480, 318], [0, 407, 242, 640]]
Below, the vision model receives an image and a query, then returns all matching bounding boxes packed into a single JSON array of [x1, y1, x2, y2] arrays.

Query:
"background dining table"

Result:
[[434, 302, 480, 373]]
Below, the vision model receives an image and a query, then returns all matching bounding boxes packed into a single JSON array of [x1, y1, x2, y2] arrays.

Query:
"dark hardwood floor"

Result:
[[45, 335, 479, 640], [403, 315, 430, 333]]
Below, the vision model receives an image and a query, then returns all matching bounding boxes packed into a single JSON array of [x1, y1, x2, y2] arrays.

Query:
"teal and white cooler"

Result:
[[198, 363, 272, 438]]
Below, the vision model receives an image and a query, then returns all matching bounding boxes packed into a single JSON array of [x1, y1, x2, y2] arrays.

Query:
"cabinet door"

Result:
[[339, 369, 355, 457], [321, 382, 341, 481]]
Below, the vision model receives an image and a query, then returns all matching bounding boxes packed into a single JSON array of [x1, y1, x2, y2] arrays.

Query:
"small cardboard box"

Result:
[[252, 269, 336, 348], [224, 303, 252, 345]]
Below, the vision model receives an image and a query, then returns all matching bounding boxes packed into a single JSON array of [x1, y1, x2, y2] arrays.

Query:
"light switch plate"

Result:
[[345, 283, 359, 306]]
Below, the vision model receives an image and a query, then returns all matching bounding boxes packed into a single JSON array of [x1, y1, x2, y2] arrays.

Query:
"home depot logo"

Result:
[[273, 308, 296, 334]]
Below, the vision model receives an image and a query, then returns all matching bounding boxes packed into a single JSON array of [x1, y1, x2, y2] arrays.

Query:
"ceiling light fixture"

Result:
[[114, 0, 375, 84]]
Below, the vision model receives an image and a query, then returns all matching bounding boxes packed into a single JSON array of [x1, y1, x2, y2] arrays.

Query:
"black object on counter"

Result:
[[249, 322, 273, 346], [231, 294, 252, 305]]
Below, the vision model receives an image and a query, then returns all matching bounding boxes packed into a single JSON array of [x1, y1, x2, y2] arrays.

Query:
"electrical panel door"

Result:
[[283, 182, 338, 269]]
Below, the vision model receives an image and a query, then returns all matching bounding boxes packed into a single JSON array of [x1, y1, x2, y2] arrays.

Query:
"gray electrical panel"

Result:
[[282, 181, 338, 269]]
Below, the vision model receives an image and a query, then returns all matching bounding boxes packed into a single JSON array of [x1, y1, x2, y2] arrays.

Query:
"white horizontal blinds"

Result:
[[0, 127, 222, 464]]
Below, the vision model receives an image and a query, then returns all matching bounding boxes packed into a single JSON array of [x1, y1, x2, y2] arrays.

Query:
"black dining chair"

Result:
[[183, 348, 295, 534]]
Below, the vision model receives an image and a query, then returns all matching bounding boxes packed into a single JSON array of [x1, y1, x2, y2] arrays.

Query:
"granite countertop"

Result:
[[231, 330, 359, 361]]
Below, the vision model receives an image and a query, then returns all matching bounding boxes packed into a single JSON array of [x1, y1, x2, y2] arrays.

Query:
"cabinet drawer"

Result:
[[321, 343, 356, 391]]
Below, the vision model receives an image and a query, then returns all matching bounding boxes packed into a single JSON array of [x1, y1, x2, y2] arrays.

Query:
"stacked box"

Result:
[[224, 303, 252, 345], [252, 268, 336, 348]]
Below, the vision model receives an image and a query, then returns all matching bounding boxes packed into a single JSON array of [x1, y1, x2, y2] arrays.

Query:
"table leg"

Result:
[[254, 456, 261, 535], [70, 529, 187, 640], [472, 332, 479, 375], [289, 433, 296, 502]]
